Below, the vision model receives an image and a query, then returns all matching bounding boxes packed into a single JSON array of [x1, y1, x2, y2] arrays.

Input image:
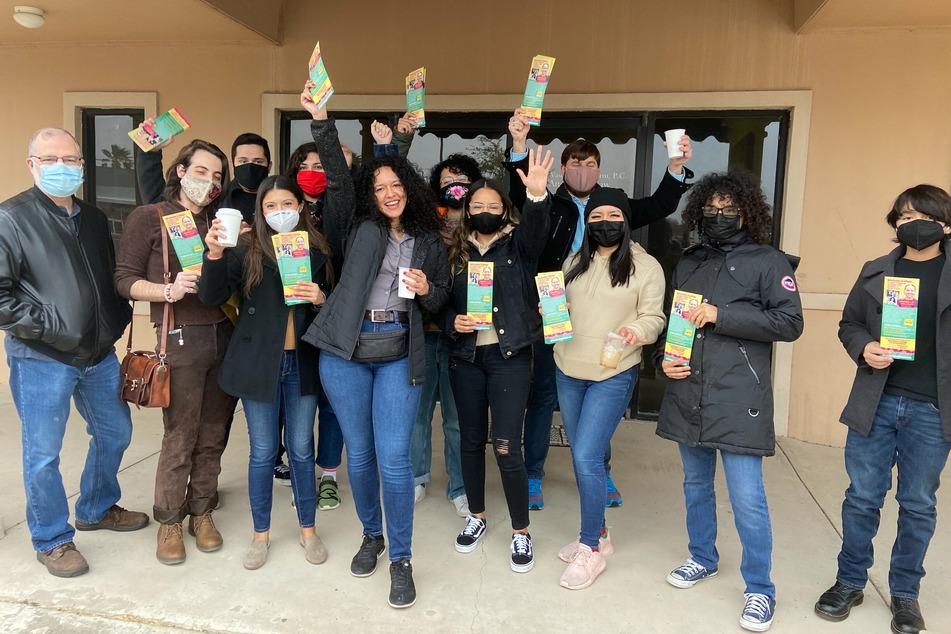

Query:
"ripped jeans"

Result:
[[450, 344, 531, 530]]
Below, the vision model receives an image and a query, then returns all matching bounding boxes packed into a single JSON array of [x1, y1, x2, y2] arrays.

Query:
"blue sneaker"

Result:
[[528, 478, 544, 510], [605, 476, 623, 508], [667, 558, 719, 588], [740, 593, 775, 632]]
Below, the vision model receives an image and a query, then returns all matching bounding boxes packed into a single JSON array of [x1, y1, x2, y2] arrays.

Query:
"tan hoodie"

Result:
[[554, 242, 666, 381]]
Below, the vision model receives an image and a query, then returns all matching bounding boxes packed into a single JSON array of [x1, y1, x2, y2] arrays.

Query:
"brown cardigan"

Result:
[[115, 200, 226, 325]]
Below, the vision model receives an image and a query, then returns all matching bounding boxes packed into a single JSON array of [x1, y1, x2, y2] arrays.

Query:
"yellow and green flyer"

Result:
[[272, 231, 311, 306], [405, 66, 426, 128], [466, 261, 493, 330], [308, 42, 334, 110], [161, 210, 204, 272], [128, 107, 190, 152], [664, 290, 704, 364], [521, 54, 555, 126], [535, 271, 573, 344], [880, 276, 919, 360]]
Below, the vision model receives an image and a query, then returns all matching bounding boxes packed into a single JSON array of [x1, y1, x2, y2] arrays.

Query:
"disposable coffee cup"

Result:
[[600, 331, 625, 369], [398, 267, 416, 299], [664, 129, 686, 159], [216, 208, 242, 248]]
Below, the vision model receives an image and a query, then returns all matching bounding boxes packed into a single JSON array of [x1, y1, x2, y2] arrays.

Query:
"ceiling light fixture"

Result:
[[14, 6, 45, 29]]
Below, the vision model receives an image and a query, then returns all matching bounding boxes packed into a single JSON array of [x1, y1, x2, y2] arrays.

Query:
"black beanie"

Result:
[[583, 187, 632, 222]]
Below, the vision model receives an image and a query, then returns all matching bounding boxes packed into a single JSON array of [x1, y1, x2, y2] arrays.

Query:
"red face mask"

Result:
[[297, 170, 327, 198]]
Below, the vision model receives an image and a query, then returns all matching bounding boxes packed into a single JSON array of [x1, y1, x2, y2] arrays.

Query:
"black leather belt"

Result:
[[365, 310, 409, 324]]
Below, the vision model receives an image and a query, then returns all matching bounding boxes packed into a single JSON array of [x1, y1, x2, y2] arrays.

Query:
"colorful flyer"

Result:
[[161, 211, 204, 272], [880, 276, 919, 360], [535, 271, 573, 344], [664, 290, 704, 364], [308, 42, 334, 110], [272, 231, 312, 306], [405, 66, 426, 128], [128, 107, 191, 152], [466, 262, 493, 330], [521, 54, 556, 126]]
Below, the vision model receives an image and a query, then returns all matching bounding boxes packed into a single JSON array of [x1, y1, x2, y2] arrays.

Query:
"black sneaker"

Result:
[[389, 559, 417, 609], [273, 463, 291, 487], [510, 532, 534, 573], [350, 534, 386, 577], [455, 516, 487, 553]]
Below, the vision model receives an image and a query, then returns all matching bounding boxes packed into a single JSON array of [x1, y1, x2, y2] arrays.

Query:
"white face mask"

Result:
[[265, 209, 300, 233]]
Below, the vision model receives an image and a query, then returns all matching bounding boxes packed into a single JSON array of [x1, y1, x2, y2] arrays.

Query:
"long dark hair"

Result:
[[564, 215, 635, 288], [242, 175, 333, 299], [353, 156, 442, 236], [286, 142, 319, 181], [163, 139, 230, 211], [447, 179, 517, 275], [683, 170, 772, 245]]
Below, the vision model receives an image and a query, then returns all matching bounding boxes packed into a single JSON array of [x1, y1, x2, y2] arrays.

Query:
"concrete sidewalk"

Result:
[[0, 385, 947, 634]]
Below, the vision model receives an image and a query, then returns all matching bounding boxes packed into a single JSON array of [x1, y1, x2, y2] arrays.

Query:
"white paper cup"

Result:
[[398, 267, 416, 299], [216, 208, 242, 248], [664, 129, 686, 159]]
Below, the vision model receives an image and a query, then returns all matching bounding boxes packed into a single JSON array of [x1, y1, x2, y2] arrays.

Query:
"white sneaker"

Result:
[[451, 495, 470, 518], [414, 484, 426, 504]]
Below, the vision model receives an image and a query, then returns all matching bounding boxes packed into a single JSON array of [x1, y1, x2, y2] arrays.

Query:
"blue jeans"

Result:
[[679, 443, 775, 598], [242, 351, 318, 533], [275, 384, 342, 469], [411, 331, 464, 499], [837, 392, 950, 598], [9, 351, 133, 553], [524, 340, 611, 478], [319, 321, 420, 561], [556, 366, 636, 548]]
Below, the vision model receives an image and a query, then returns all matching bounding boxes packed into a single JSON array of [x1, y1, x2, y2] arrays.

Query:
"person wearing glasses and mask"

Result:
[[653, 171, 803, 633]]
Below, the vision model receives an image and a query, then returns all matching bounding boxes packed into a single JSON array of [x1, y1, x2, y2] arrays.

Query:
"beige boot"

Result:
[[156, 522, 186, 565], [188, 511, 223, 553]]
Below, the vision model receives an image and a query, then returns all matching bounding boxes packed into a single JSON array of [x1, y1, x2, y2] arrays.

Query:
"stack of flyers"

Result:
[[880, 276, 919, 360], [535, 271, 573, 344], [161, 211, 204, 272], [308, 42, 335, 110], [272, 231, 312, 306], [664, 290, 704, 364], [466, 262, 493, 330], [405, 67, 426, 128], [521, 54, 556, 126], [128, 108, 190, 152]]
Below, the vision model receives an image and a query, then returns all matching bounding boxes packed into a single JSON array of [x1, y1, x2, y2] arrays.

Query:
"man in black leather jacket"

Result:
[[0, 127, 148, 579]]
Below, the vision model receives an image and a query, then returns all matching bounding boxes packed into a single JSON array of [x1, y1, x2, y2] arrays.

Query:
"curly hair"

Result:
[[683, 170, 772, 245], [428, 154, 483, 194], [354, 156, 443, 236]]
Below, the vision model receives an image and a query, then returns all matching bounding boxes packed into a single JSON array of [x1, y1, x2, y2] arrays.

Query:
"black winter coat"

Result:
[[653, 233, 803, 456], [838, 246, 951, 441], [437, 198, 550, 361]]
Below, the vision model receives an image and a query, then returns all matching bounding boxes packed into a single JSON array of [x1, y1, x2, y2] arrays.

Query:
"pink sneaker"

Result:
[[557, 530, 614, 563], [559, 544, 606, 590]]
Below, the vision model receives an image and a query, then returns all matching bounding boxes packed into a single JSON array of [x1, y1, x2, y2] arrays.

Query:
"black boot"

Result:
[[814, 581, 864, 621], [890, 597, 925, 634]]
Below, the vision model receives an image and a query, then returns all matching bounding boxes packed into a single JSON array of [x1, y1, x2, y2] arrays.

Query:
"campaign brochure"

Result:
[[128, 108, 190, 152], [161, 210, 204, 272], [272, 231, 312, 306], [308, 42, 334, 110], [521, 54, 556, 126], [405, 66, 426, 128], [880, 276, 919, 360], [535, 271, 573, 344], [664, 290, 704, 364], [466, 262, 493, 330]]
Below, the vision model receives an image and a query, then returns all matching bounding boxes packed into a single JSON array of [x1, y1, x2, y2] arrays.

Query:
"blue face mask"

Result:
[[35, 162, 84, 197]]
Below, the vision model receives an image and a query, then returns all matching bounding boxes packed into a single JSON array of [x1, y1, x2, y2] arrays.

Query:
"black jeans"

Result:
[[450, 344, 531, 531]]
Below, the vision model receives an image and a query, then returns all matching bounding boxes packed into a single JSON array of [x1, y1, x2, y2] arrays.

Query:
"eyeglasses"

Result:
[[30, 155, 84, 167], [701, 205, 741, 218], [440, 176, 471, 187], [469, 203, 502, 212]]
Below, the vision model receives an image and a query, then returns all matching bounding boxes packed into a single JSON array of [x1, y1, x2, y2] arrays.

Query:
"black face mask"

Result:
[[702, 214, 742, 242], [587, 220, 626, 247], [439, 182, 469, 210], [468, 211, 506, 235], [233, 163, 269, 191], [897, 219, 947, 251]]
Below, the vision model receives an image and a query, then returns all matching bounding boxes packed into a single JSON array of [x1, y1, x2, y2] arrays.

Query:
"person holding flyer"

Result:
[[199, 173, 335, 571], [653, 171, 803, 632], [299, 81, 450, 609], [115, 140, 235, 566], [437, 149, 553, 574], [550, 187, 665, 590], [814, 185, 951, 634]]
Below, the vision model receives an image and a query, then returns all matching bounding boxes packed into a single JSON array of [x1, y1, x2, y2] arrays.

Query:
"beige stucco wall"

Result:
[[1, 0, 949, 446]]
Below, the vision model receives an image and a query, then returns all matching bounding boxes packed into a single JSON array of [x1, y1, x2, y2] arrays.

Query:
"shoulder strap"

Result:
[[158, 208, 173, 361]]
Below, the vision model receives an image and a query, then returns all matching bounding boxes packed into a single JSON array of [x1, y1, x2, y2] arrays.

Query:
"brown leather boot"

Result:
[[156, 522, 186, 565], [188, 511, 223, 553], [36, 542, 89, 577]]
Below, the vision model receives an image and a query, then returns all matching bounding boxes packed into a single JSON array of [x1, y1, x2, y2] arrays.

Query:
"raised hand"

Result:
[[515, 147, 554, 199], [509, 108, 530, 153], [396, 112, 418, 135], [138, 117, 174, 151], [666, 134, 693, 175], [371, 121, 394, 145], [300, 81, 328, 120]]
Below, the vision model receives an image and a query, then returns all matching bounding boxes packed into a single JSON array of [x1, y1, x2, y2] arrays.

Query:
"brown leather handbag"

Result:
[[120, 208, 173, 409]]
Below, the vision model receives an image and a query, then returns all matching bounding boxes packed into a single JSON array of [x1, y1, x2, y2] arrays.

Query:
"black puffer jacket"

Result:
[[0, 187, 132, 366], [653, 232, 803, 456]]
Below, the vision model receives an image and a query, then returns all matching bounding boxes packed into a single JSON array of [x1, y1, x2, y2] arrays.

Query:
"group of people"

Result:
[[1, 80, 948, 634]]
